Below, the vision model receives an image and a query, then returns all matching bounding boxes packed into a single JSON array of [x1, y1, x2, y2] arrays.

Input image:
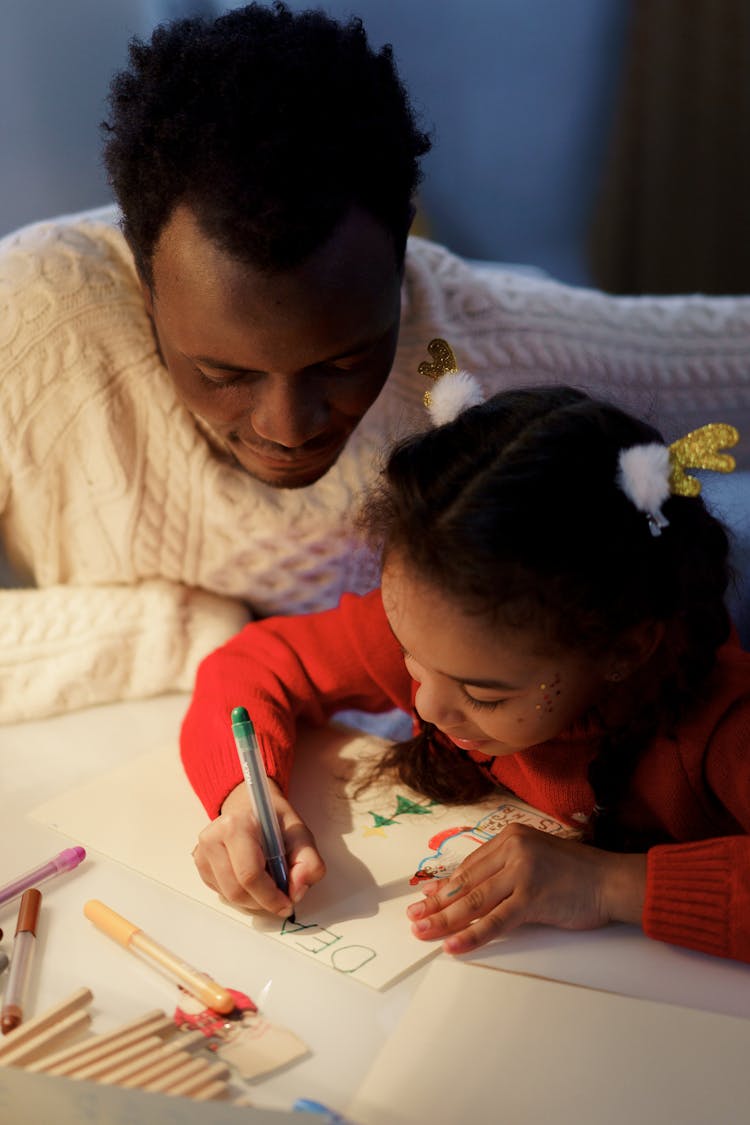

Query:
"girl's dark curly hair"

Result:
[[102, 2, 431, 284], [360, 386, 733, 850]]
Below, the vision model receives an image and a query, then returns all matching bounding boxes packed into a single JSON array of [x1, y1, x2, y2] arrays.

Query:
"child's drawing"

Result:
[[409, 803, 578, 885], [363, 794, 437, 836]]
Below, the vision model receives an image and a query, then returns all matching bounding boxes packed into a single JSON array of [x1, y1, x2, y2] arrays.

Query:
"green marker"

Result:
[[230, 706, 293, 917]]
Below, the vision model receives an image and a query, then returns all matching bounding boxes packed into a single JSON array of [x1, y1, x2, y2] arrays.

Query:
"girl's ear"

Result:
[[605, 620, 665, 682]]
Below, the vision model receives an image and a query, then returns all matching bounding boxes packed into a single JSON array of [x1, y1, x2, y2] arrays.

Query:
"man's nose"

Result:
[[250, 375, 330, 448]]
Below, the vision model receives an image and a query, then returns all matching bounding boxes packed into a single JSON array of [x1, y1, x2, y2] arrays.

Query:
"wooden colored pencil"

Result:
[[88, 1029, 205, 1085], [193, 1079, 234, 1102], [30, 1011, 172, 1075], [0, 987, 233, 1103], [0, 987, 92, 1059], [0, 1009, 91, 1067], [142, 1054, 214, 1093], [164, 1061, 231, 1098], [101, 1048, 198, 1088], [119, 1047, 199, 1090], [72, 1033, 166, 1082]]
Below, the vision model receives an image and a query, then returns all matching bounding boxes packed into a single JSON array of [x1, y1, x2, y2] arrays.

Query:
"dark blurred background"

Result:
[[2, 0, 748, 293]]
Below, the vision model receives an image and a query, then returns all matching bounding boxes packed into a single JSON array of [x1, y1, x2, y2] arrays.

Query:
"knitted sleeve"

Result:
[[0, 582, 249, 723], [180, 589, 410, 817], [643, 696, 750, 963]]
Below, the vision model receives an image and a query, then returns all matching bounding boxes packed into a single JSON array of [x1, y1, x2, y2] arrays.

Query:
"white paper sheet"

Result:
[[31, 725, 556, 990], [347, 958, 750, 1125]]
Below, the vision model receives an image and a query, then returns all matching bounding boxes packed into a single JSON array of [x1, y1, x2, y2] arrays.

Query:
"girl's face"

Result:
[[381, 557, 611, 757]]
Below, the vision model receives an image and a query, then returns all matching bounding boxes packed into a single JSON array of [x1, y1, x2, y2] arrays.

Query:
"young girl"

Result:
[[181, 363, 750, 965]]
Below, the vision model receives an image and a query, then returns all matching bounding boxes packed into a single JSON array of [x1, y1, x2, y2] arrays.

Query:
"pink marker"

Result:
[[0, 847, 86, 910]]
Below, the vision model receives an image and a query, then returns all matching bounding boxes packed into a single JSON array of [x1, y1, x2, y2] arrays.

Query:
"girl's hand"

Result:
[[406, 822, 646, 955], [192, 780, 326, 917]]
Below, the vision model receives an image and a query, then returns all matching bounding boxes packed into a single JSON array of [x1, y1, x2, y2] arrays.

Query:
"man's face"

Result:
[[144, 204, 403, 488]]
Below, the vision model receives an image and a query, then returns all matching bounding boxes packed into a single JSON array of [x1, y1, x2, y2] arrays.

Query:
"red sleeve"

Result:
[[644, 837, 750, 962], [643, 693, 750, 963], [180, 589, 411, 817]]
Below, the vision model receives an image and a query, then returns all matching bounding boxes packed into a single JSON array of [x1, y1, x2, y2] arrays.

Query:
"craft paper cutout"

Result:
[[173, 989, 308, 1081], [30, 724, 563, 990]]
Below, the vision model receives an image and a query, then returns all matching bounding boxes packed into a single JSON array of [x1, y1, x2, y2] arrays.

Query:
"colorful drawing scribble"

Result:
[[409, 802, 574, 885], [363, 794, 438, 837]]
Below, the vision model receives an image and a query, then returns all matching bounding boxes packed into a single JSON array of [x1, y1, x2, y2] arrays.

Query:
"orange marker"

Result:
[[83, 900, 235, 1014], [2, 889, 42, 1034]]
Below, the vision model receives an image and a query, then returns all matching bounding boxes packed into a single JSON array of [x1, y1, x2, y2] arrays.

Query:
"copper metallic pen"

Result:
[[1, 888, 42, 1034]]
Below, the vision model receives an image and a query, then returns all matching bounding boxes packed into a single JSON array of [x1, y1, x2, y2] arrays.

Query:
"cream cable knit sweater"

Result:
[[1, 207, 749, 722]]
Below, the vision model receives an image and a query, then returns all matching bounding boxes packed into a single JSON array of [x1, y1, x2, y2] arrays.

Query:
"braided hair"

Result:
[[360, 386, 732, 849]]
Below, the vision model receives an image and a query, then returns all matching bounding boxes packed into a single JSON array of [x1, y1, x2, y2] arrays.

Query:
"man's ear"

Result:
[[605, 620, 665, 682]]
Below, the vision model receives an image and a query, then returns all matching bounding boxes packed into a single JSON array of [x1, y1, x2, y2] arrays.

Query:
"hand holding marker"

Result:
[[231, 705, 295, 920]]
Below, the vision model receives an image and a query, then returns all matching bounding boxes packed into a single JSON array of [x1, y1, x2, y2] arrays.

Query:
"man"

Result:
[[1, 3, 747, 722]]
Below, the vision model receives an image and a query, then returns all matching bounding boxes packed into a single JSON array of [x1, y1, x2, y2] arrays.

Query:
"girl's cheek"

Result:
[[535, 673, 563, 716]]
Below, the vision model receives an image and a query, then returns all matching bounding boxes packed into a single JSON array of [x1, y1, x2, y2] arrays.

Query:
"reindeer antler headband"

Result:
[[617, 424, 739, 536], [418, 338, 484, 425], [418, 339, 740, 535]]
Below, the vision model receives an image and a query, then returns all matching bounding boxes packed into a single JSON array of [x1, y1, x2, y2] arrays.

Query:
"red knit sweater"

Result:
[[180, 590, 750, 964]]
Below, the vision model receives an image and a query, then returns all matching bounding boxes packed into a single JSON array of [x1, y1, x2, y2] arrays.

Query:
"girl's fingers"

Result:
[[191, 846, 220, 894], [442, 895, 528, 955], [192, 782, 326, 916], [408, 867, 512, 939], [195, 824, 292, 915], [193, 800, 326, 915], [407, 825, 631, 949], [278, 811, 326, 901], [407, 841, 510, 926], [224, 832, 295, 915]]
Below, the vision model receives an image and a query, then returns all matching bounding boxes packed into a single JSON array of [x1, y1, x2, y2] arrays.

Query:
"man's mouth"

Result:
[[231, 434, 347, 486]]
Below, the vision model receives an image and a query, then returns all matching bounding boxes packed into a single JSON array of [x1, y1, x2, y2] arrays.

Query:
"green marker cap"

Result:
[[231, 705, 250, 725]]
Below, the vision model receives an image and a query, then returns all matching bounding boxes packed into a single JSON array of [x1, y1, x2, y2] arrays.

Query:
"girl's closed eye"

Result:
[[462, 691, 507, 712], [401, 645, 509, 711]]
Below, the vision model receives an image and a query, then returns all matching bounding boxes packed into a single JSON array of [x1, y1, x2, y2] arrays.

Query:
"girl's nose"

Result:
[[413, 678, 465, 730]]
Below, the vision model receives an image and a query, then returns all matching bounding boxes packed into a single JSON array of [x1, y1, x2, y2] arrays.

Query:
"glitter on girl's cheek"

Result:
[[538, 672, 562, 713]]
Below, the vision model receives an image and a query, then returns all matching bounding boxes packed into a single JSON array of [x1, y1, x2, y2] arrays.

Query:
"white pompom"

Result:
[[426, 370, 485, 426], [617, 443, 671, 531]]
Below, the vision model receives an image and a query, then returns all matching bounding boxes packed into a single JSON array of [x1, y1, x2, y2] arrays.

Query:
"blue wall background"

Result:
[[0, 0, 628, 285]]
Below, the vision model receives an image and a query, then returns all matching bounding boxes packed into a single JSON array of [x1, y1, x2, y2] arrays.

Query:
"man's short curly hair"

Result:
[[102, 1, 431, 283]]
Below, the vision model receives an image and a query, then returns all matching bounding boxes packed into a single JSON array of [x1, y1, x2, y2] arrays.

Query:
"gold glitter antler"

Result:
[[418, 338, 460, 382], [668, 423, 739, 497], [419, 338, 459, 408]]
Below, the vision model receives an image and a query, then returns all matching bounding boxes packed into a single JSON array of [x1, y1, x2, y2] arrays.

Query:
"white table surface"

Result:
[[2, 694, 749, 1118]]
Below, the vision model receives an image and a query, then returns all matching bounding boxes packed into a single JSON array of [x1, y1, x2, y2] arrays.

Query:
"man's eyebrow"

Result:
[[187, 335, 381, 374], [189, 355, 259, 373]]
